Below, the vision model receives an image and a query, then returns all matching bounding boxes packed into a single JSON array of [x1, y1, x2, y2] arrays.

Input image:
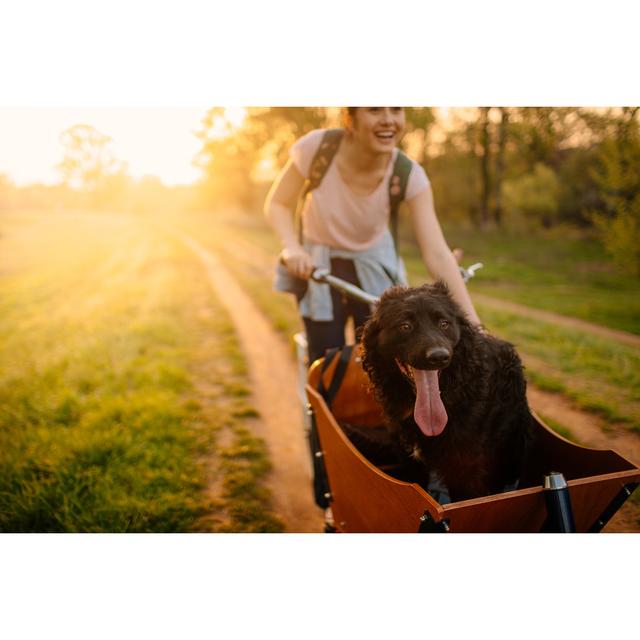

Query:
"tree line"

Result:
[[194, 107, 640, 275], [0, 124, 196, 216], [1, 108, 638, 274]]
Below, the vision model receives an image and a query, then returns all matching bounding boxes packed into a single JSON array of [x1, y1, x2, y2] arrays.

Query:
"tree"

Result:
[[57, 124, 122, 194], [502, 163, 561, 229], [508, 108, 572, 171], [488, 107, 611, 228], [194, 107, 330, 208], [426, 128, 480, 225], [493, 107, 509, 226], [402, 108, 436, 164], [590, 108, 640, 275], [478, 107, 492, 228]]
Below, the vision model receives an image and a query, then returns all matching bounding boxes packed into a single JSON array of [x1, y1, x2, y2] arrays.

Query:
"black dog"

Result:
[[361, 281, 533, 502]]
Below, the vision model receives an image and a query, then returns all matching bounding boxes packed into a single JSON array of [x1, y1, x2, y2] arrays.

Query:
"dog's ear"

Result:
[[361, 285, 409, 375], [360, 312, 384, 374], [360, 312, 381, 353], [360, 300, 413, 412]]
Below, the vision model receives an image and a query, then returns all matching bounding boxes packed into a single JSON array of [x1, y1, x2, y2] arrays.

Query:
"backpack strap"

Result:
[[316, 347, 339, 403], [307, 128, 344, 193], [295, 129, 344, 243], [388, 149, 413, 254]]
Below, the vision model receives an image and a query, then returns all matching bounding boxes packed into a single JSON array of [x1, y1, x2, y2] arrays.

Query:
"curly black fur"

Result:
[[361, 281, 534, 502]]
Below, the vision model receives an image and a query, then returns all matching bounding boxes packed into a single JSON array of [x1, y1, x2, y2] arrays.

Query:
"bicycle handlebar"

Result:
[[310, 268, 380, 305], [310, 262, 482, 306]]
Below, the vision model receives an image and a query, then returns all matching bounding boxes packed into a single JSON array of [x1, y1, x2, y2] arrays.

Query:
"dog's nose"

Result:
[[425, 347, 451, 367]]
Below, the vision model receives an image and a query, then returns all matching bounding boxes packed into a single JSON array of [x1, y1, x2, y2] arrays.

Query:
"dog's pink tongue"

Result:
[[412, 367, 448, 437]]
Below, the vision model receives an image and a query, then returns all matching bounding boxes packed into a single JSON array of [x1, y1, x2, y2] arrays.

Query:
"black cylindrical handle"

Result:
[[543, 471, 576, 533]]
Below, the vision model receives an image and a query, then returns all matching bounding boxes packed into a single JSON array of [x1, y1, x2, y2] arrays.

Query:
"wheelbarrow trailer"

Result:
[[298, 269, 640, 533]]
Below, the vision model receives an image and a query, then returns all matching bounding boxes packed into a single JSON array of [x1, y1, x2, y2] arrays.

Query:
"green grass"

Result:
[[401, 222, 640, 335], [474, 303, 640, 431], [0, 211, 283, 532], [217, 426, 283, 533]]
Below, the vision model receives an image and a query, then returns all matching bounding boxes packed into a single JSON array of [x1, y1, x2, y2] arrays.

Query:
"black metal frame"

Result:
[[418, 512, 450, 533], [307, 405, 333, 510], [588, 482, 638, 533]]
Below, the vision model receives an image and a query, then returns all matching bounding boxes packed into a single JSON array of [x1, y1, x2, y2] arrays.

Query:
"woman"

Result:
[[264, 107, 482, 363]]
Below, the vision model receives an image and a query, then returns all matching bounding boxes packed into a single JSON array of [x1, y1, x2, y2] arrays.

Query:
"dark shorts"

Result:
[[301, 258, 372, 364]]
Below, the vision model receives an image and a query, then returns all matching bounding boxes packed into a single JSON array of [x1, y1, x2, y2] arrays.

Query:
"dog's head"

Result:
[[361, 281, 470, 438]]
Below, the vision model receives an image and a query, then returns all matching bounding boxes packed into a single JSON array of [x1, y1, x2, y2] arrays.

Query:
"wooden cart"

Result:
[[305, 345, 640, 533]]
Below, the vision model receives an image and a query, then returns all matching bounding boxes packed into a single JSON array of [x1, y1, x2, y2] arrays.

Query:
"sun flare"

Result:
[[223, 107, 247, 129]]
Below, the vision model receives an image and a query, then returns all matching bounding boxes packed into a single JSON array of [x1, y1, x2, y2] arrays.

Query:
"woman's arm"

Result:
[[406, 185, 482, 326], [263, 159, 315, 279]]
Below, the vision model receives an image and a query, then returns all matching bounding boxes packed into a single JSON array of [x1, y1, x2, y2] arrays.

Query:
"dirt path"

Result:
[[181, 233, 324, 533]]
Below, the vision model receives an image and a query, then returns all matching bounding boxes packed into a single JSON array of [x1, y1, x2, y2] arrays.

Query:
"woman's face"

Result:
[[349, 107, 406, 153]]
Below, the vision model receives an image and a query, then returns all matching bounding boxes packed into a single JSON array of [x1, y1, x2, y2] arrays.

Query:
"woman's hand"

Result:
[[281, 246, 315, 280]]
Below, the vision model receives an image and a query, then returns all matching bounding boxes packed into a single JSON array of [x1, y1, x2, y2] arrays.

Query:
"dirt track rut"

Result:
[[473, 292, 640, 348], [182, 233, 324, 533]]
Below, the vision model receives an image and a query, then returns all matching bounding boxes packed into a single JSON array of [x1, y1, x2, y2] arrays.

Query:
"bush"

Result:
[[502, 163, 561, 230], [590, 113, 640, 276], [591, 199, 640, 276]]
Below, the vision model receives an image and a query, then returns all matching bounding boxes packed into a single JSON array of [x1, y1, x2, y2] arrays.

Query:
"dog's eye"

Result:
[[398, 321, 413, 333], [439, 319, 450, 330]]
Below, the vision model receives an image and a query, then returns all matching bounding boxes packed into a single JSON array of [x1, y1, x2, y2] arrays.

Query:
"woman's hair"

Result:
[[343, 107, 358, 128]]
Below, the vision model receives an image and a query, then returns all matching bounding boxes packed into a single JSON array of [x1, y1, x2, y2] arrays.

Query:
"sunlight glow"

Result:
[[0, 108, 207, 186], [224, 107, 247, 129], [204, 107, 248, 141]]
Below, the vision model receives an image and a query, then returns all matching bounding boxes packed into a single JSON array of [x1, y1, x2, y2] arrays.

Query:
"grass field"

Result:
[[171, 209, 640, 434], [404, 223, 640, 335], [0, 211, 283, 532]]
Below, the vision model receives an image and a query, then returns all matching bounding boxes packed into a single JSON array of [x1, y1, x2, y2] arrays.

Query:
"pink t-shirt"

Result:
[[290, 129, 430, 251]]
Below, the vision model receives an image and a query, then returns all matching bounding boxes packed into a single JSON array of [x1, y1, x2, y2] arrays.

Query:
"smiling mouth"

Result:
[[375, 131, 395, 141]]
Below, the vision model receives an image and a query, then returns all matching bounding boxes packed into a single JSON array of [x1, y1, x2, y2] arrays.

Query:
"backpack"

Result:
[[295, 128, 413, 253]]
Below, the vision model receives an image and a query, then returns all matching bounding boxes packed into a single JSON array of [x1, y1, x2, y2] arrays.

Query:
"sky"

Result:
[[0, 108, 208, 186]]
